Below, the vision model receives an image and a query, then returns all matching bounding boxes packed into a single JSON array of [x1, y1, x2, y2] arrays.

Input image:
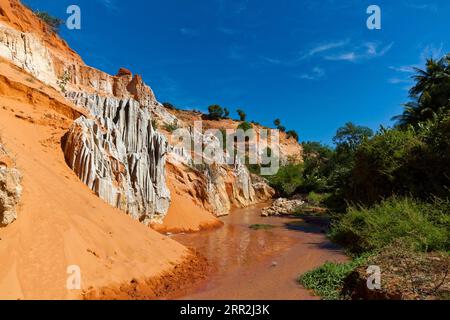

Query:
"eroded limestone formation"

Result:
[[63, 92, 170, 224]]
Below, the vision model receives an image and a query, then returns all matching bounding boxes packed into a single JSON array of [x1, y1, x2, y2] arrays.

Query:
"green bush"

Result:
[[207, 105, 225, 120], [329, 197, 449, 254], [237, 109, 247, 121], [286, 130, 299, 142], [344, 128, 423, 205], [307, 191, 329, 206], [267, 164, 304, 197], [299, 255, 369, 300], [35, 11, 64, 33], [237, 121, 253, 132], [162, 102, 177, 110], [164, 122, 179, 133]]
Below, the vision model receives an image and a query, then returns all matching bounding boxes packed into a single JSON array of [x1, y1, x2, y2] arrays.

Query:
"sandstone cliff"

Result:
[[0, 0, 302, 229]]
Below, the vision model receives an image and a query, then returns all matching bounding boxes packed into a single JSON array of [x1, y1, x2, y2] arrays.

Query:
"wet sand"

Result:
[[173, 204, 348, 300]]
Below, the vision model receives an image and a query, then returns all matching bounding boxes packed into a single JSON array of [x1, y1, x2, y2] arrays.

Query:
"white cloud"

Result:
[[299, 40, 349, 60], [97, 0, 118, 12], [229, 44, 244, 60], [389, 43, 446, 86], [296, 67, 326, 80], [180, 28, 200, 37], [388, 78, 412, 84], [405, 3, 438, 12], [420, 43, 444, 62], [260, 56, 282, 65], [218, 27, 238, 35], [389, 66, 415, 73], [325, 42, 394, 62]]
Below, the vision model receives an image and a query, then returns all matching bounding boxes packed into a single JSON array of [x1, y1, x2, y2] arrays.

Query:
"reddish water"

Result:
[[173, 204, 348, 300]]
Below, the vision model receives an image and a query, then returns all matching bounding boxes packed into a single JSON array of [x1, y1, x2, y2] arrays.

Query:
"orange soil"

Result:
[[0, 62, 204, 300], [151, 164, 223, 234], [0, 0, 82, 62]]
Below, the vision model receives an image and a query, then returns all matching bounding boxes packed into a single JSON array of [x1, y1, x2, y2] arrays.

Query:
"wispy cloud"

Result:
[[214, 0, 249, 15], [218, 27, 239, 35], [229, 44, 244, 60], [260, 56, 282, 65], [180, 27, 200, 37], [388, 78, 413, 84], [299, 40, 349, 60], [389, 66, 416, 73], [420, 43, 444, 62], [296, 67, 326, 81], [405, 3, 438, 12], [389, 43, 446, 86], [96, 0, 118, 12], [325, 42, 394, 62]]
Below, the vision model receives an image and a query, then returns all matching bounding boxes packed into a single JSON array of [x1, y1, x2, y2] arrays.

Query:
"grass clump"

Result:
[[306, 191, 330, 206], [299, 255, 369, 300], [164, 122, 179, 133], [329, 197, 449, 254]]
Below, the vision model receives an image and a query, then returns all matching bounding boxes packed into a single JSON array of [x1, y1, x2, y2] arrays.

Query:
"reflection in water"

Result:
[[173, 204, 323, 278], [172, 204, 347, 300]]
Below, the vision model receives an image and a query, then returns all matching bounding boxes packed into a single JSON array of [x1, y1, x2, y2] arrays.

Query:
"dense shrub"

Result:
[[329, 197, 449, 254], [206, 105, 225, 120], [267, 164, 304, 197], [345, 128, 423, 205], [306, 191, 329, 206]]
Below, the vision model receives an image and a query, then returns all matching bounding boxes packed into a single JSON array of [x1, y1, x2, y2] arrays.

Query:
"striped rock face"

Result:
[[63, 92, 170, 224]]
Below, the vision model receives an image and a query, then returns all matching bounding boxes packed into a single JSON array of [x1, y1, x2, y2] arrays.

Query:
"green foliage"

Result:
[[306, 191, 329, 206], [224, 108, 230, 118], [341, 115, 450, 205], [299, 255, 369, 300], [164, 122, 179, 133], [237, 121, 253, 131], [237, 109, 247, 121], [267, 164, 304, 197], [273, 118, 286, 132], [151, 119, 158, 130], [35, 11, 64, 34], [163, 102, 177, 110], [393, 55, 450, 128], [333, 122, 374, 152], [286, 130, 299, 142], [273, 119, 281, 127], [57, 70, 71, 93], [329, 197, 449, 254], [207, 105, 225, 120]]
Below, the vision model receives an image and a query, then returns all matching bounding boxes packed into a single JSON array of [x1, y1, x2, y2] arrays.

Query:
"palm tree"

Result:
[[394, 54, 450, 127]]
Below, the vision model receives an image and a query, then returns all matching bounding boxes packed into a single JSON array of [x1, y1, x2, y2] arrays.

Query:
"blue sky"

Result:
[[24, 0, 450, 144]]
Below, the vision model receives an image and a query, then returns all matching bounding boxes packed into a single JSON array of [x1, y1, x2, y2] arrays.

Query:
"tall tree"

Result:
[[394, 54, 450, 127]]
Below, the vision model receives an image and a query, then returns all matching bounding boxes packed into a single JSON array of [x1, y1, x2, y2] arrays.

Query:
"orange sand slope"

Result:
[[0, 63, 195, 300], [152, 175, 223, 234]]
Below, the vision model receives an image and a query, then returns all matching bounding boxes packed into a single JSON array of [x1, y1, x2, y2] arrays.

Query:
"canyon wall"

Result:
[[0, 0, 293, 227]]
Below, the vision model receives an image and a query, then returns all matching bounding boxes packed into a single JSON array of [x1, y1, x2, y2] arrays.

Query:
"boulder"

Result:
[[0, 146, 22, 226], [261, 198, 304, 217]]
